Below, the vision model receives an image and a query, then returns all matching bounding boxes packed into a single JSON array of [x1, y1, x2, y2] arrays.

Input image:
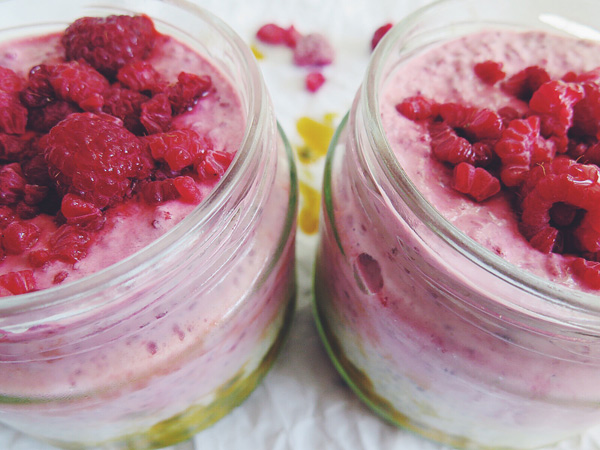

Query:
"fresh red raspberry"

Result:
[[22, 184, 48, 207], [21, 153, 52, 187], [572, 83, 600, 138], [293, 33, 335, 67], [42, 112, 150, 208], [47, 224, 91, 263], [571, 258, 600, 290], [61, 193, 105, 230], [144, 129, 212, 171], [520, 158, 600, 253], [196, 150, 234, 181], [494, 116, 554, 187], [116, 60, 164, 94], [48, 60, 109, 112], [0, 91, 27, 135], [0, 132, 37, 162], [474, 60, 506, 85], [0, 206, 15, 228], [305, 72, 326, 93], [1, 220, 40, 255], [173, 176, 202, 203], [0, 163, 26, 205], [452, 162, 500, 202], [497, 106, 521, 126], [140, 179, 179, 204], [0, 270, 36, 295], [62, 14, 157, 78], [501, 66, 551, 101], [438, 103, 504, 141], [529, 80, 584, 137], [27, 100, 80, 133], [0, 67, 25, 93], [166, 72, 212, 115], [428, 121, 476, 166], [140, 93, 172, 134], [396, 96, 437, 121], [19, 64, 55, 108], [102, 85, 149, 134], [371, 23, 393, 51]]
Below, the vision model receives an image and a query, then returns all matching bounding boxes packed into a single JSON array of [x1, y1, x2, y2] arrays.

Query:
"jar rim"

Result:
[[0, 0, 270, 313], [361, 0, 600, 319]]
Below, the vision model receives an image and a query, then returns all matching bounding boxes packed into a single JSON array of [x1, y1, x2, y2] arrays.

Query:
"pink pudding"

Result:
[[314, 9, 600, 450], [0, 3, 296, 449]]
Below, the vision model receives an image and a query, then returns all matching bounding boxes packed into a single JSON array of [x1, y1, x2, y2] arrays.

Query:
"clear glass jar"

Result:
[[314, 0, 600, 448], [0, 0, 297, 448]]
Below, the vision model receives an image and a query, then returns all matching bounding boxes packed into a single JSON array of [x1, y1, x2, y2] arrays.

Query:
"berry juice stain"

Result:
[[298, 181, 320, 235]]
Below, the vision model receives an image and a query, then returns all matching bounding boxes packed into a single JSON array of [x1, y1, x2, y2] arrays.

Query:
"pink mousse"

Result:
[[0, 32, 245, 291], [381, 30, 600, 291]]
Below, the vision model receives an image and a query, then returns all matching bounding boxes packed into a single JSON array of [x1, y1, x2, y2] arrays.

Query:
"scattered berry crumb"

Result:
[[305, 72, 326, 93], [371, 23, 393, 51]]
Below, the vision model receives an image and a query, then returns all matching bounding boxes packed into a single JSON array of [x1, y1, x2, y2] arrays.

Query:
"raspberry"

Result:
[[519, 158, 600, 253], [498, 106, 521, 126], [474, 60, 506, 85], [256, 24, 289, 45], [62, 14, 157, 78], [0, 270, 36, 295], [428, 121, 476, 166], [571, 258, 600, 290], [572, 83, 600, 138], [529, 80, 584, 137], [0, 206, 15, 228], [0, 132, 37, 162], [116, 60, 164, 94], [293, 33, 335, 67], [501, 66, 551, 101], [166, 72, 212, 115], [196, 150, 234, 180], [140, 179, 178, 204], [305, 72, 326, 93], [528, 227, 562, 254], [27, 100, 80, 133], [371, 23, 393, 51], [0, 163, 26, 205], [173, 176, 202, 203], [494, 116, 553, 187], [42, 112, 149, 208], [19, 64, 54, 108], [47, 224, 91, 263], [0, 66, 25, 93], [438, 103, 504, 141], [452, 162, 500, 202], [144, 129, 211, 171], [0, 91, 27, 135], [256, 24, 301, 48], [140, 93, 172, 134], [102, 85, 149, 134], [48, 60, 109, 112], [1, 220, 40, 255], [61, 193, 105, 230], [396, 96, 437, 121]]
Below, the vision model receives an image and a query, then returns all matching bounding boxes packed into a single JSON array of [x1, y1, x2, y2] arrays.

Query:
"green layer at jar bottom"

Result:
[[40, 290, 296, 450], [312, 276, 521, 450]]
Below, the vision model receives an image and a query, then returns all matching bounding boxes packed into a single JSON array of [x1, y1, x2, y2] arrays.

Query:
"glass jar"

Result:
[[0, 0, 297, 448], [314, 0, 600, 448]]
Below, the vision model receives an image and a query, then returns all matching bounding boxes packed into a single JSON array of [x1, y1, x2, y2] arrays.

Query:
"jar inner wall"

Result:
[[314, 0, 600, 449], [0, 1, 297, 449]]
